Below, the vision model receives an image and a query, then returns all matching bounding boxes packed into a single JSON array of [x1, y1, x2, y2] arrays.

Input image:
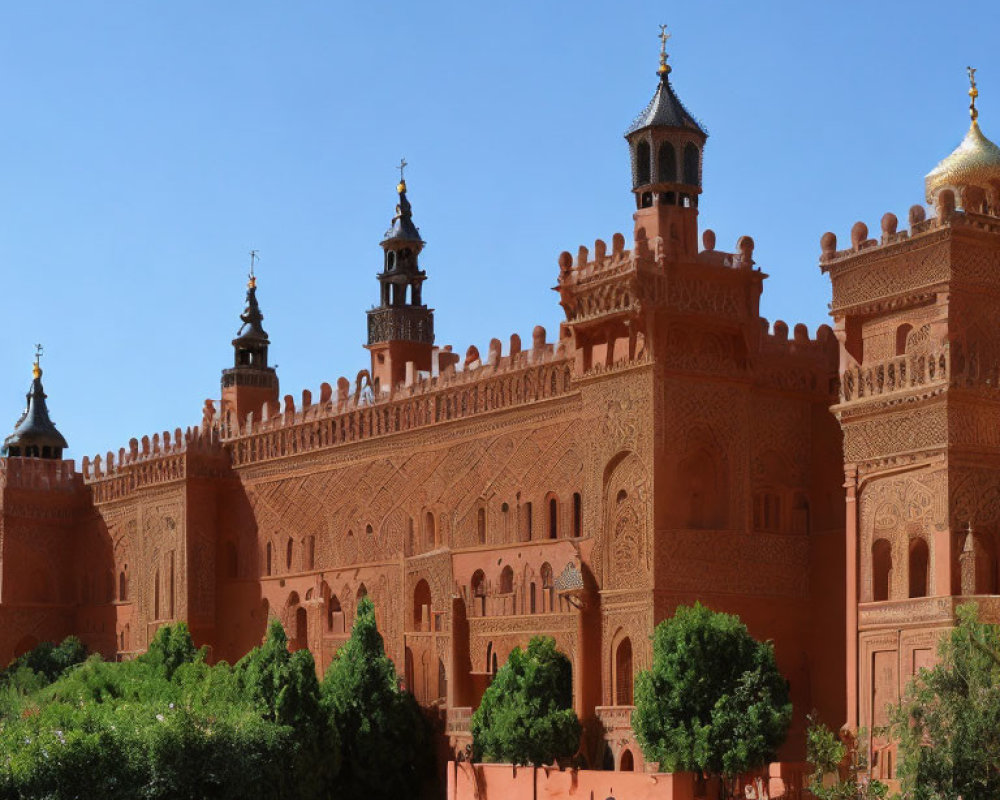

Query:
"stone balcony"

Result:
[[858, 594, 1000, 631], [838, 348, 949, 407]]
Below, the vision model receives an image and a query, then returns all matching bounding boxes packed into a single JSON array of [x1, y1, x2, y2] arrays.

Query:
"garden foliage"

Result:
[[891, 602, 1000, 800], [631, 603, 791, 795], [470, 636, 581, 766], [0, 603, 429, 800]]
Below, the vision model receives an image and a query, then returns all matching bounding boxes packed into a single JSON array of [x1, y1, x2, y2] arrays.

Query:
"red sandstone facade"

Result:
[[1, 46, 998, 781]]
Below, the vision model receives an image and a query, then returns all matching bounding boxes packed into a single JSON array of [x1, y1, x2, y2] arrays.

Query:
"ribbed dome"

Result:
[[925, 120, 1000, 204]]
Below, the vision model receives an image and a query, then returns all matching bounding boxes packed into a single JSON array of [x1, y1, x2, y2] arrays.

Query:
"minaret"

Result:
[[366, 162, 434, 391], [2, 346, 68, 459], [220, 255, 279, 428], [624, 25, 707, 260]]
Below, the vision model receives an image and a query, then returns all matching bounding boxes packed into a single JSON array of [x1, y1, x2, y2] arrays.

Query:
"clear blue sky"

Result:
[[0, 1, 997, 462]]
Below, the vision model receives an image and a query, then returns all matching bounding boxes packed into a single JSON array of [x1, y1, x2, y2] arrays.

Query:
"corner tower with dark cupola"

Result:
[[221, 266, 279, 429], [366, 171, 435, 392], [2, 352, 68, 459], [625, 26, 707, 261]]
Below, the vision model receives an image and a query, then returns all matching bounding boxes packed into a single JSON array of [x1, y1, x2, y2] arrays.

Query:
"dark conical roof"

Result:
[[381, 181, 423, 245], [2, 365, 68, 457], [233, 277, 269, 346], [625, 73, 706, 137]]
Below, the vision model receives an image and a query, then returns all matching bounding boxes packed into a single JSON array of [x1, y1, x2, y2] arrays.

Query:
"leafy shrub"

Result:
[[322, 596, 431, 800], [632, 603, 791, 797], [471, 636, 581, 767]]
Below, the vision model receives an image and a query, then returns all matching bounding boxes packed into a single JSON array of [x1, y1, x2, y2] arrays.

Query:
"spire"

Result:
[[625, 25, 705, 138], [383, 158, 423, 245], [657, 24, 671, 78], [2, 345, 68, 459], [366, 166, 435, 390], [234, 251, 269, 348], [221, 254, 279, 426], [970, 65, 979, 122]]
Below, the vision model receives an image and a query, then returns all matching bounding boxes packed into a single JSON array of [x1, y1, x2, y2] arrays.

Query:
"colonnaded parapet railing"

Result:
[[838, 347, 950, 405], [858, 594, 1000, 630]]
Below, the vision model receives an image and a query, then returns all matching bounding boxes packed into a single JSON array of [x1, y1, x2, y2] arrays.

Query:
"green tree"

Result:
[[632, 603, 791, 798], [322, 596, 431, 800], [805, 715, 887, 800], [138, 622, 203, 680], [471, 636, 581, 767], [1, 635, 88, 686], [236, 618, 339, 799], [891, 602, 1000, 800]]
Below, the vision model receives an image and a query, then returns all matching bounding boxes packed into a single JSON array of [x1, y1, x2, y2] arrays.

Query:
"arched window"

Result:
[[407, 517, 415, 555], [306, 536, 316, 570], [471, 570, 487, 617], [635, 141, 651, 185], [485, 641, 494, 674], [328, 593, 343, 633], [873, 539, 892, 602], [413, 579, 431, 631], [438, 658, 447, 701], [225, 541, 238, 579], [548, 496, 558, 539], [620, 750, 635, 771], [615, 637, 634, 705], [118, 569, 127, 602], [500, 566, 514, 594], [657, 141, 677, 182], [356, 583, 368, 603], [286, 538, 294, 571], [153, 571, 160, 620], [168, 552, 175, 618], [573, 493, 582, 537], [530, 582, 537, 614], [425, 511, 436, 548], [265, 542, 272, 576], [896, 324, 913, 356], [683, 142, 700, 186], [541, 562, 554, 612], [523, 502, 533, 541], [909, 538, 929, 598], [477, 507, 487, 544], [295, 606, 308, 651]]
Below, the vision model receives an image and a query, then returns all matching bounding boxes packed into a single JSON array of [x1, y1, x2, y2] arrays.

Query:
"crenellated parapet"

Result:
[[224, 327, 574, 468], [0, 457, 81, 493], [81, 425, 225, 504], [753, 318, 839, 395]]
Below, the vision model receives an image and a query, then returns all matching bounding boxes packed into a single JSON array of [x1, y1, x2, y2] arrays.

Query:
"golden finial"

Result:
[[248, 250, 259, 289], [968, 66, 979, 123], [657, 24, 671, 76], [32, 343, 43, 379], [397, 157, 408, 194]]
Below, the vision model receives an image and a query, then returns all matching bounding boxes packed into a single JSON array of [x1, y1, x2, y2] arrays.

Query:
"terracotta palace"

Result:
[[2, 41, 1000, 782]]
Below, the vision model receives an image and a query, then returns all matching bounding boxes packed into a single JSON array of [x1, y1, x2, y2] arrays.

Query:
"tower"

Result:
[[220, 263, 279, 428], [366, 168, 434, 391], [624, 25, 707, 261], [823, 68, 1000, 779], [2, 349, 68, 459]]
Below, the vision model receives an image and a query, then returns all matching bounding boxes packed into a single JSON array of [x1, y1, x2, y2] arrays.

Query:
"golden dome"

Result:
[[925, 119, 1000, 202]]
